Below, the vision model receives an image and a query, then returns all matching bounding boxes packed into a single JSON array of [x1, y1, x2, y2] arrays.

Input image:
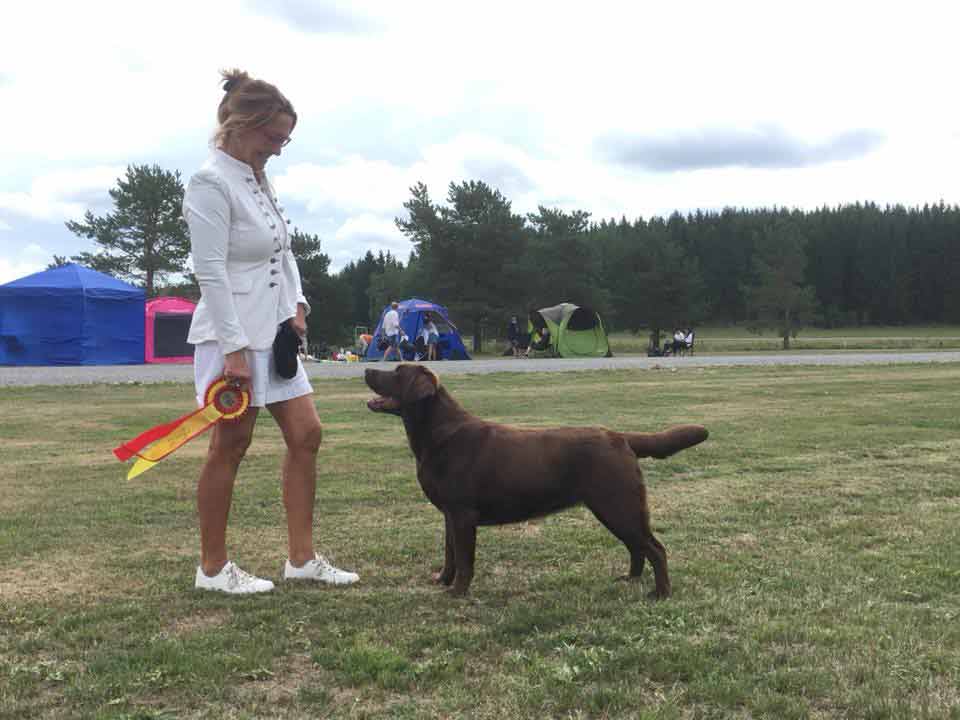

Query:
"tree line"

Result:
[[61, 164, 960, 351]]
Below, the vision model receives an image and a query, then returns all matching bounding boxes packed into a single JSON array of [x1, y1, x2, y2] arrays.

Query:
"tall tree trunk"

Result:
[[649, 328, 661, 352], [472, 320, 482, 353]]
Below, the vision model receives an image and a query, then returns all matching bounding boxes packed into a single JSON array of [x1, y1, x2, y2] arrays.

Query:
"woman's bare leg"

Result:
[[198, 408, 259, 576], [267, 394, 323, 566]]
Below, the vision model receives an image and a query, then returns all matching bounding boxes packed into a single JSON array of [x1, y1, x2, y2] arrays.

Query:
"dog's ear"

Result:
[[402, 366, 439, 403]]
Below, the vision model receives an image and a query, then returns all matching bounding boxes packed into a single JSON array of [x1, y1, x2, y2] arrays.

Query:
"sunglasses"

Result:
[[260, 128, 292, 147]]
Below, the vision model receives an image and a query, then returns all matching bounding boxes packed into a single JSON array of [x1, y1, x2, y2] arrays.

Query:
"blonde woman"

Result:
[[185, 69, 358, 593]]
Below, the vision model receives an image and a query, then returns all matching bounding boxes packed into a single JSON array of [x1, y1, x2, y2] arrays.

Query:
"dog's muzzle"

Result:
[[367, 395, 401, 412]]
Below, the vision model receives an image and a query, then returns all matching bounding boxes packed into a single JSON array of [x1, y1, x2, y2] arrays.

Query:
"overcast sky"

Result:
[[1, 0, 958, 284]]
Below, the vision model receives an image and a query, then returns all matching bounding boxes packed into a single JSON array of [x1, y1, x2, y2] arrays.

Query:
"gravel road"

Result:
[[2, 351, 959, 387]]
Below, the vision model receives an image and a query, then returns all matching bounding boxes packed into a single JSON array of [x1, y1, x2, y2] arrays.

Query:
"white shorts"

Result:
[[193, 342, 312, 408]]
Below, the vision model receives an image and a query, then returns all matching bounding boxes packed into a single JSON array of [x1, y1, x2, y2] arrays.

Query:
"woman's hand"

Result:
[[223, 349, 251, 389], [292, 303, 308, 338]]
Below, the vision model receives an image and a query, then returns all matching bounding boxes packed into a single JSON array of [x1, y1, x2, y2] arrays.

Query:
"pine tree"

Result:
[[65, 164, 189, 295], [290, 228, 352, 348], [396, 180, 526, 351], [742, 220, 819, 349]]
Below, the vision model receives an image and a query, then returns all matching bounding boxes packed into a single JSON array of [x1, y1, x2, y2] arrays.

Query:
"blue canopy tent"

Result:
[[0, 263, 145, 366], [365, 298, 470, 361]]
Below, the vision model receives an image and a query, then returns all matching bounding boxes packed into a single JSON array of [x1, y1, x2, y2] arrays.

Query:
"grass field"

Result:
[[473, 325, 960, 357], [463, 325, 960, 356], [2, 363, 959, 718], [608, 326, 960, 356]]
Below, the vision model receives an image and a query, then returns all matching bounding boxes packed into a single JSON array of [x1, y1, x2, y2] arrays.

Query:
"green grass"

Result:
[[470, 324, 960, 356], [608, 325, 960, 355], [2, 364, 960, 718]]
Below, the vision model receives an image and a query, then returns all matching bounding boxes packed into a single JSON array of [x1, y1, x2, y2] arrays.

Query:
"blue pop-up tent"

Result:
[[0, 263, 145, 366], [366, 298, 470, 361]]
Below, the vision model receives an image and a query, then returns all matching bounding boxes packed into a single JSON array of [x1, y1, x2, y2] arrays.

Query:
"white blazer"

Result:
[[183, 150, 310, 354]]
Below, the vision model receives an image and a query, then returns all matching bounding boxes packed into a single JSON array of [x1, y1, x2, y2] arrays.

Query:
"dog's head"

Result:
[[365, 363, 439, 416]]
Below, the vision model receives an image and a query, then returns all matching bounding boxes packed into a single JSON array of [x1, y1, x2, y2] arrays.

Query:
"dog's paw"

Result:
[[616, 575, 670, 600], [432, 570, 454, 586], [648, 589, 671, 601]]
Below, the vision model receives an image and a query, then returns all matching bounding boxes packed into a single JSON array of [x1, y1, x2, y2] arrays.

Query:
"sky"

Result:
[[1, 0, 959, 285]]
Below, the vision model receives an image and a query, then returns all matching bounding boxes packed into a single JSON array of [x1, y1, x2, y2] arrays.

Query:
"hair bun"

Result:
[[220, 68, 249, 94]]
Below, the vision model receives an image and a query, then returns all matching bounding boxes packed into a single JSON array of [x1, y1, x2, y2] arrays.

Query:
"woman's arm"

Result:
[[184, 173, 250, 354]]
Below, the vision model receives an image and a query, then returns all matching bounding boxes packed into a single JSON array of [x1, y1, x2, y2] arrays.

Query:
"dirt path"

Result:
[[2, 351, 959, 387]]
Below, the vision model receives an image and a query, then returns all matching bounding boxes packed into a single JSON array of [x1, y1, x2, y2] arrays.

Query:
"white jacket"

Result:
[[184, 150, 309, 354]]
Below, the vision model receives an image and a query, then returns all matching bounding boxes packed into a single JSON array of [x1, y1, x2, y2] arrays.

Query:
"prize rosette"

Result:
[[205, 378, 250, 419], [113, 377, 250, 479]]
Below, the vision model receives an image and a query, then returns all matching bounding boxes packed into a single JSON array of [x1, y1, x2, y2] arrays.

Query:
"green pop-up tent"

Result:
[[527, 303, 612, 358]]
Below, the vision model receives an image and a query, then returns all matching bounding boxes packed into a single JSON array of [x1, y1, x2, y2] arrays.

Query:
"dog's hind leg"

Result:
[[433, 512, 456, 586], [636, 530, 670, 599], [584, 478, 671, 599]]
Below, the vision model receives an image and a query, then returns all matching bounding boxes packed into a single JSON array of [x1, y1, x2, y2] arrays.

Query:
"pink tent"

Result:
[[145, 297, 196, 363]]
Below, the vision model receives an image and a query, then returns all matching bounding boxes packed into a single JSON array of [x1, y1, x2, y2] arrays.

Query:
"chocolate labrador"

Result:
[[365, 364, 708, 598]]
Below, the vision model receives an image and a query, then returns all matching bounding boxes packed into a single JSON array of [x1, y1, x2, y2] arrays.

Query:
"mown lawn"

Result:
[[1, 363, 959, 719], [468, 324, 960, 356], [605, 325, 960, 355]]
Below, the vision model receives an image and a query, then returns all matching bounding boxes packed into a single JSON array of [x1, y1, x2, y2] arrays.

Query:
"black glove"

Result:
[[272, 320, 302, 379]]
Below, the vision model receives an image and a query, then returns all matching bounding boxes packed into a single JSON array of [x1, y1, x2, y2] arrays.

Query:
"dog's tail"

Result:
[[625, 425, 708, 459]]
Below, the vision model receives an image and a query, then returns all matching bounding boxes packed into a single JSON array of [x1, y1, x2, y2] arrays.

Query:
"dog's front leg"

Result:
[[448, 511, 477, 596], [432, 512, 456, 586]]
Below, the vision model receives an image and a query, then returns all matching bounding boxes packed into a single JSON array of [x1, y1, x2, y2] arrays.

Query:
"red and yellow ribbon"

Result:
[[113, 378, 250, 480]]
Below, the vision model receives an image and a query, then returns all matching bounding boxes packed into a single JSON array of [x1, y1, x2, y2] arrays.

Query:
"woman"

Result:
[[423, 314, 440, 361], [185, 69, 358, 593]]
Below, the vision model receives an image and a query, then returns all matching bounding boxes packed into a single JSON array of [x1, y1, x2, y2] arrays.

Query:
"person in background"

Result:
[[422, 313, 440, 361], [357, 333, 373, 358], [398, 328, 415, 359], [184, 68, 359, 594], [507, 315, 523, 357], [381, 301, 401, 362], [524, 324, 551, 357], [672, 328, 685, 355]]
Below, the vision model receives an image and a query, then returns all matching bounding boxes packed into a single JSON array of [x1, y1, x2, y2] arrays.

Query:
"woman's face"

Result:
[[235, 112, 294, 171]]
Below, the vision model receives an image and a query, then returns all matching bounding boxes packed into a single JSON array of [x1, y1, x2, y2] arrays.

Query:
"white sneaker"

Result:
[[284, 553, 359, 585], [195, 561, 275, 594]]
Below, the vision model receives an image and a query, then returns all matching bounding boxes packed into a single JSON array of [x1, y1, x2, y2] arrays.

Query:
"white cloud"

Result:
[[278, 157, 410, 216], [277, 133, 555, 269], [279, 133, 545, 213], [329, 214, 411, 267], [243, 0, 383, 33], [0, 167, 124, 222], [0, 191, 85, 223], [1, 0, 960, 278], [0, 243, 50, 285]]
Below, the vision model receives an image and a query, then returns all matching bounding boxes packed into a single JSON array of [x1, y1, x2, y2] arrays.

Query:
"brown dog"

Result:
[[365, 364, 708, 598]]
